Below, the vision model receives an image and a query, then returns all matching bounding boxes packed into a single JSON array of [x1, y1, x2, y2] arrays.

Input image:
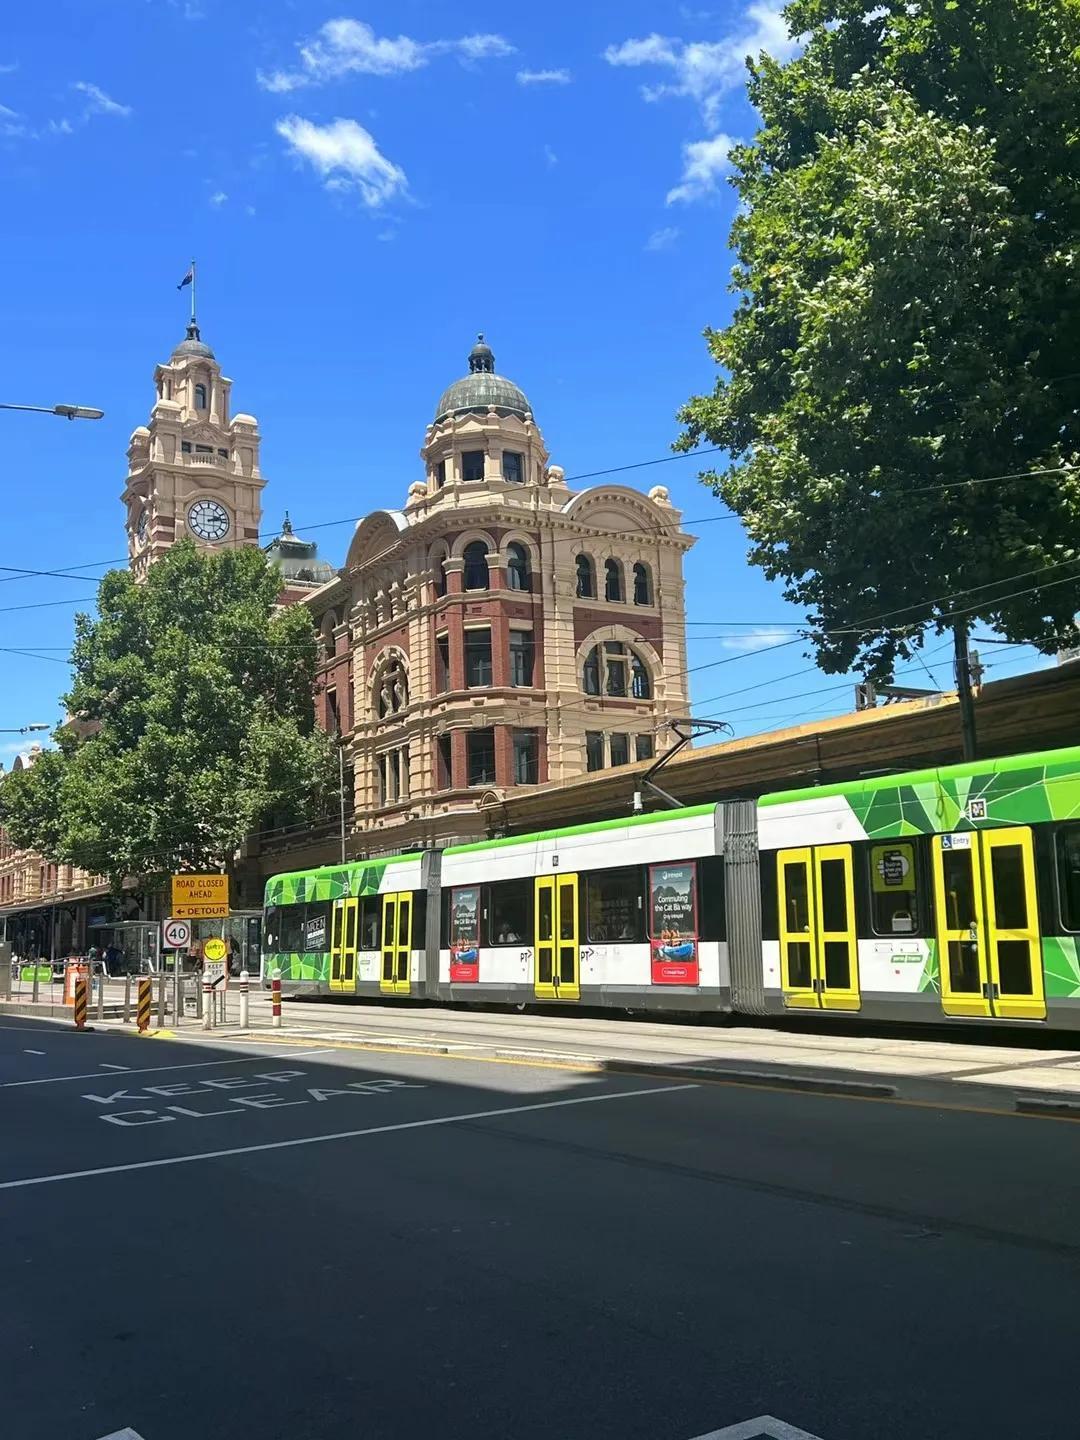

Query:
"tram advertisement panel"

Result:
[[449, 886, 480, 983], [649, 863, 699, 985]]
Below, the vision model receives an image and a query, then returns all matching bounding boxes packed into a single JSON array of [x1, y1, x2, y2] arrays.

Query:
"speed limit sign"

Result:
[[162, 917, 191, 949]]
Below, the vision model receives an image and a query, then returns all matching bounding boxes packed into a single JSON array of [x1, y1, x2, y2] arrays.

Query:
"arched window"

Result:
[[507, 543, 531, 592], [583, 646, 601, 696], [604, 559, 624, 603], [320, 609, 340, 657], [582, 641, 652, 700], [576, 554, 595, 599], [463, 541, 489, 591], [633, 562, 652, 606], [194, 383, 207, 410], [433, 552, 448, 598], [375, 656, 409, 719]]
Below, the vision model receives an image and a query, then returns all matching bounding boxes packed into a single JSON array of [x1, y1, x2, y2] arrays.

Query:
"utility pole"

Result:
[[953, 619, 978, 763]]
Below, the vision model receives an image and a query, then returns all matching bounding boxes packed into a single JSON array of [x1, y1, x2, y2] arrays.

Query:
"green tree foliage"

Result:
[[0, 542, 338, 888], [679, 0, 1080, 679]]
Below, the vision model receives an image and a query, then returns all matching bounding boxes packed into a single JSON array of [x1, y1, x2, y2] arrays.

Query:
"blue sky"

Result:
[[0, 0, 1051, 762]]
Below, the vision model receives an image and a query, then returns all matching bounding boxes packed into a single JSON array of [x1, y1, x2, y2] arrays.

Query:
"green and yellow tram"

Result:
[[262, 744, 1080, 1029]]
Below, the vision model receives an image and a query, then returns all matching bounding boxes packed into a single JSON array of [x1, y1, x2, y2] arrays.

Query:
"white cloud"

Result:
[[543, 143, 558, 167], [275, 115, 407, 209], [604, 3, 797, 130], [645, 225, 680, 251], [0, 62, 18, 75], [209, 190, 228, 206], [245, 204, 256, 217], [516, 68, 572, 86], [719, 626, 795, 652], [258, 18, 514, 93], [48, 118, 74, 135], [73, 81, 132, 118], [666, 131, 736, 204]]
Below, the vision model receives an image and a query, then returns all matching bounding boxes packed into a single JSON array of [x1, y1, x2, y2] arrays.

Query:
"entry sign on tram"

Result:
[[162, 917, 191, 950], [171, 873, 229, 918]]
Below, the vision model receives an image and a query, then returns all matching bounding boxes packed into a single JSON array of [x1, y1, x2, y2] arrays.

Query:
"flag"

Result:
[[177, 266, 194, 291]]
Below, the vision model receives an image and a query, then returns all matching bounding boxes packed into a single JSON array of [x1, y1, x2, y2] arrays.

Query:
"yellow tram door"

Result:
[[932, 835, 992, 1017], [339, 897, 358, 994], [380, 892, 412, 996], [813, 845, 860, 1011], [329, 899, 346, 992], [981, 828, 1045, 1020], [534, 874, 580, 1001], [778, 849, 819, 1009]]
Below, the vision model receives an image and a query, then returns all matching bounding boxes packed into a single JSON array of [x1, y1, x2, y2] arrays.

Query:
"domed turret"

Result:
[[172, 318, 215, 360], [434, 334, 531, 423]]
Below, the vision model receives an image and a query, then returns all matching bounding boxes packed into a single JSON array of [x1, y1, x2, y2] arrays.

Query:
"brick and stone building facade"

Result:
[[302, 336, 695, 856]]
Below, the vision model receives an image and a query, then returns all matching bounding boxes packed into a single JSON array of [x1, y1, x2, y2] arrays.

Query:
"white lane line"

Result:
[[100, 1063, 130, 1071], [24, 1049, 46, 1056], [690, 1418, 825, 1439], [0, 1082, 697, 1191], [0, 1049, 335, 1090]]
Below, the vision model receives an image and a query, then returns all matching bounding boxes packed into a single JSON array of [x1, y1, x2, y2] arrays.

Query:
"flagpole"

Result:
[[190, 259, 197, 322]]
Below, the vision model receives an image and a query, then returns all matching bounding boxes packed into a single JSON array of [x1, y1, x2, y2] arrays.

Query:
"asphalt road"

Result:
[[2, 1018, 1079, 1440]]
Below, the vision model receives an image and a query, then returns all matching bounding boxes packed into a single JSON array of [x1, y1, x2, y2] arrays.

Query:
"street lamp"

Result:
[[0, 724, 49, 734], [0, 403, 104, 421]]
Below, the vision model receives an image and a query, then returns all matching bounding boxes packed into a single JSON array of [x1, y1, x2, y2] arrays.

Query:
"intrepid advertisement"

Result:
[[649, 862, 699, 985], [449, 886, 480, 983]]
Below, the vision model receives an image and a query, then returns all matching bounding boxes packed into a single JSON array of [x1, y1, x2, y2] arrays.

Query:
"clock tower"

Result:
[[122, 319, 265, 579]]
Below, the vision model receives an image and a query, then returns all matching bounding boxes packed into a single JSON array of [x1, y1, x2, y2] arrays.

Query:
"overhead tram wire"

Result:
[[3, 448, 1074, 592]]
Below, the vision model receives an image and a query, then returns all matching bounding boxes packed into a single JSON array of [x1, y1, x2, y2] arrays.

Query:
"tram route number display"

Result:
[[649, 863, 699, 986]]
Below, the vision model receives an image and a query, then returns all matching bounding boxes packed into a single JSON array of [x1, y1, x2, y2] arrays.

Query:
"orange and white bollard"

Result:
[[271, 968, 282, 1029]]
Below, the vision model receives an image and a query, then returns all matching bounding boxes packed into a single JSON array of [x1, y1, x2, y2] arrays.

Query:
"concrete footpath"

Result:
[[9, 989, 1080, 1115]]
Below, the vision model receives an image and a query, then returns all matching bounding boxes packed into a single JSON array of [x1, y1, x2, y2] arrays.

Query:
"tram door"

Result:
[[329, 897, 359, 993], [932, 828, 1045, 1020], [778, 845, 860, 1011], [380, 892, 412, 995], [534, 874, 580, 1001]]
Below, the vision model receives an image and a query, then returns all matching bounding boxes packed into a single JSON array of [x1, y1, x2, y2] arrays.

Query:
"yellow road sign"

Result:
[[171, 873, 229, 919], [203, 937, 227, 963]]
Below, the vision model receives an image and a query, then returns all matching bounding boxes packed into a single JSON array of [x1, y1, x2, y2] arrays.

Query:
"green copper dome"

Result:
[[172, 318, 215, 360], [434, 334, 530, 423]]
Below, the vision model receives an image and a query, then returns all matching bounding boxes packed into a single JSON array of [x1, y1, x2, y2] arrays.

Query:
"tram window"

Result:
[[818, 858, 848, 933], [538, 884, 553, 940], [411, 893, 427, 946], [586, 867, 644, 942], [270, 904, 311, 953], [990, 845, 1028, 931], [698, 856, 726, 940], [784, 861, 811, 933], [942, 850, 977, 929], [1056, 825, 1080, 932], [490, 878, 533, 944], [759, 857, 778, 942], [868, 843, 920, 935], [358, 898, 380, 950]]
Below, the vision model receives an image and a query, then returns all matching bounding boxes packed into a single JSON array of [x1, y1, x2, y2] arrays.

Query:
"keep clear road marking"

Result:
[[0, 1048, 336, 1089], [100, 1063, 129, 1071], [24, 1049, 46, 1056], [0, 1082, 698, 1191], [96, 1429, 147, 1440], [689, 1419, 825, 1439]]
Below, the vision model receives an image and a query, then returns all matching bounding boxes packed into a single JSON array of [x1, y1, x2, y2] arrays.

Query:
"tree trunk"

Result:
[[953, 619, 978, 763]]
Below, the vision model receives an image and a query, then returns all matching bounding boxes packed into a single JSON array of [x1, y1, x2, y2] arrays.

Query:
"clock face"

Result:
[[135, 508, 148, 542], [187, 498, 231, 542]]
